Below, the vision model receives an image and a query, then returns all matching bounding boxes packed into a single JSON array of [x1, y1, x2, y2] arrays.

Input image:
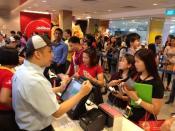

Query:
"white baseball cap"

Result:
[[26, 35, 52, 50]]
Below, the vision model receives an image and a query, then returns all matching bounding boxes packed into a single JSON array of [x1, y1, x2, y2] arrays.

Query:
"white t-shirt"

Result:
[[12, 60, 60, 131]]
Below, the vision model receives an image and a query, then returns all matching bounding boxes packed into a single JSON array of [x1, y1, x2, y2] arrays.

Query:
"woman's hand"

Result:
[[58, 74, 70, 83], [123, 86, 139, 101], [113, 91, 123, 99], [161, 117, 175, 131], [74, 72, 80, 79], [84, 71, 93, 81], [108, 79, 122, 87]]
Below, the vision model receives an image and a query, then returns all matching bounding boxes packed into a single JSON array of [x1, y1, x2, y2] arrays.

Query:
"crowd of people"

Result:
[[0, 28, 175, 131]]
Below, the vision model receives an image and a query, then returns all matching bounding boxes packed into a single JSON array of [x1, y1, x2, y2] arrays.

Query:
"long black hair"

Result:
[[124, 54, 137, 78], [0, 47, 19, 66], [83, 48, 98, 67], [135, 49, 160, 80], [116, 54, 137, 80]]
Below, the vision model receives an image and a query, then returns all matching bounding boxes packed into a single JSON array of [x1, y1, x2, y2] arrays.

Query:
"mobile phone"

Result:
[[83, 70, 88, 76], [125, 78, 135, 89], [123, 106, 132, 118]]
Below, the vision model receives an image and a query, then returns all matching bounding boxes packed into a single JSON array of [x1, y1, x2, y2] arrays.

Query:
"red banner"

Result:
[[20, 12, 51, 38]]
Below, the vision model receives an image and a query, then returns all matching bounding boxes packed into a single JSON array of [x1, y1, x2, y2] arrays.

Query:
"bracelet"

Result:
[[135, 98, 142, 105]]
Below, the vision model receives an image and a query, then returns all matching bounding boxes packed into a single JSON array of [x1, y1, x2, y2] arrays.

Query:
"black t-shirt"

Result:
[[129, 77, 164, 123], [108, 72, 129, 109]]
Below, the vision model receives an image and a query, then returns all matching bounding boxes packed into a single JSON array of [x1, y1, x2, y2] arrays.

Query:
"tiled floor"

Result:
[[158, 91, 175, 119]]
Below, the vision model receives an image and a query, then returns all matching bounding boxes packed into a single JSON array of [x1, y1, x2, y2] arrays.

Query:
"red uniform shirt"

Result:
[[78, 64, 103, 78], [68, 49, 84, 77], [0, 67, 13, 110]]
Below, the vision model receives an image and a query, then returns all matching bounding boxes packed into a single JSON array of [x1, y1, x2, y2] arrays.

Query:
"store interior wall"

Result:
[[0, 15, 20, 35], [148, 18, 165, 44]]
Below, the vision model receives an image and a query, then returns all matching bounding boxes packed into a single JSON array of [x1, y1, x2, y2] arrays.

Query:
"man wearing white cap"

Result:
[[12, 35, 92, 131]]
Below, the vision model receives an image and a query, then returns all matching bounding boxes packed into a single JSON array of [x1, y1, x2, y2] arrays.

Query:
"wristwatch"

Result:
[[135, 98, 142, 105]]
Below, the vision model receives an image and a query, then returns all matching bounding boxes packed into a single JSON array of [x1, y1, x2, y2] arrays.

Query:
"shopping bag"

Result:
[[138, 112, 164, 131], [139, 120, 164, 131]]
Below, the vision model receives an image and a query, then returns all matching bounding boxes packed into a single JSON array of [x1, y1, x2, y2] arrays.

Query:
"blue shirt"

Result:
[[52, 40, 68, 64]]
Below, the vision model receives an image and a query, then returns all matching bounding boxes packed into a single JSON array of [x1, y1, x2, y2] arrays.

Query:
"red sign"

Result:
[[20, 12, 51, 38]]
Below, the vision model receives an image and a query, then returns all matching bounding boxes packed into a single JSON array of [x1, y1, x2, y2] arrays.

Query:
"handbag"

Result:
[[138, 112, 164, 131]]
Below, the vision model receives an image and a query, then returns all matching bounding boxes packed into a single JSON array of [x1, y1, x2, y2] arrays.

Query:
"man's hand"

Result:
[[58, 74, 70, 83], [161, 117, 175, 131], [80, 80, 93, 96]]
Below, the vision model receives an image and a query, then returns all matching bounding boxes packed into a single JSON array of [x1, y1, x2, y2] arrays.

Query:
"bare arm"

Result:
[[140, 98, 163, 115], [124, 86, 163, 115], [53, 92, 85, 118], [91, 73, 104, 87], [0, 88, 12, 106], [52, 80, 92, 118]]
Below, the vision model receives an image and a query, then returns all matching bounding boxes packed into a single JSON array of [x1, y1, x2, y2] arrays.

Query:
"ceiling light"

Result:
[[153, 3, 158, 6], [52, 9, 56, 12], [170, 30, 175, 33], [86, 16, 92, 19], [42, 0, 47, 2], [170, 26, 175, 29], [22, 10, 50, 14], [129, 28, 137, 32], [107, 9, 112, 12], [77, 17, 81, 20], [28, 7, 31, 9]]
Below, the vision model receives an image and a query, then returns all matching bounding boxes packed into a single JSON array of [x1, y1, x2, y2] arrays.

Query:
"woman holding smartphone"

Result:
[[107, 54, 137, 109], [123, 49, 164, 123], [75, 48, 104, 87], [75, 48, 104, 104]]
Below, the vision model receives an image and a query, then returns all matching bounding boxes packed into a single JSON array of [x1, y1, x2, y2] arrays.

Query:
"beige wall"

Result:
[[86, 19, 109, 34], [0, 14, 20, 35], [87, 19, 100, 34], [59, 10, 72, 30], [99, 20, 109, 34]]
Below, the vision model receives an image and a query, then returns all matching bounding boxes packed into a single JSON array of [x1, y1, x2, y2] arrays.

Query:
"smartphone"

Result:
[[125, 78, 135, 89], [83, 70, 88, 76], [123, 106, 132, 118]]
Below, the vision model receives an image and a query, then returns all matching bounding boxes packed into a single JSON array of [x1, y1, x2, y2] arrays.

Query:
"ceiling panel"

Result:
[[10, 0, 175, 19]]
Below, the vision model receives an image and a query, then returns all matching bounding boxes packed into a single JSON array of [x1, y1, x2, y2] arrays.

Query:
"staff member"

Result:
[[0, 47, 19, 131], [67, 36, 84, 77], [52, 28, 68, 74], [12, 35, 92, 131]]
